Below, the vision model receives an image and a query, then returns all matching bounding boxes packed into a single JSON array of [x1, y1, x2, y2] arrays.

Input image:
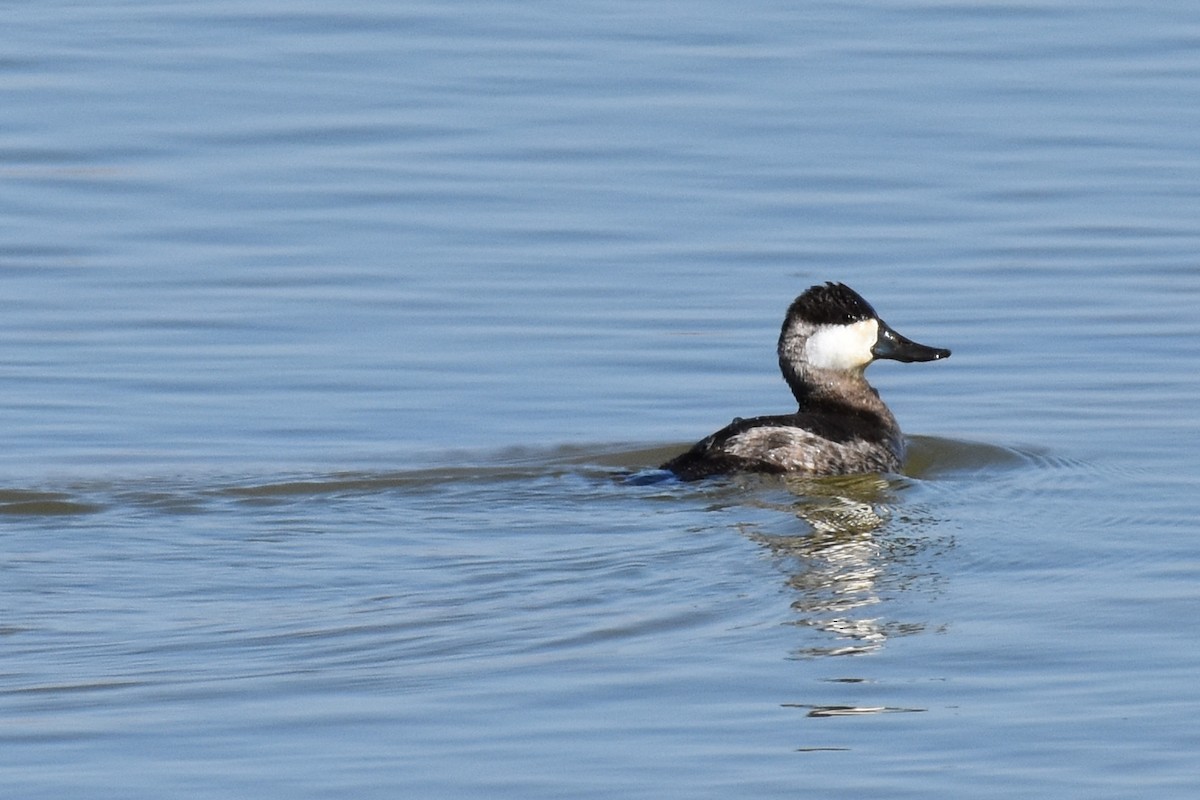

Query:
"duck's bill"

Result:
[[872, 323, 951, 363]]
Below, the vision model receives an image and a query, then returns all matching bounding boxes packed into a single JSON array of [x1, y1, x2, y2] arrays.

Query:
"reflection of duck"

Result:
[[662, 283, 950, 480], [752, 475, 938, 658]]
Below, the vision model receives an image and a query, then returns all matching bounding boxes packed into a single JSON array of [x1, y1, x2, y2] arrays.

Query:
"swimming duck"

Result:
[[661, 282, 950, 480]]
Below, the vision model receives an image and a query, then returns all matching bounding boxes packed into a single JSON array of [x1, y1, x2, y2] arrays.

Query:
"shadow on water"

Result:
[[0, 489, 107, 516]]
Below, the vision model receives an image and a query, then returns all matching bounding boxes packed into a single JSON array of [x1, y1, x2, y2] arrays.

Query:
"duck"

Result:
[[660, 282, 950, 480]]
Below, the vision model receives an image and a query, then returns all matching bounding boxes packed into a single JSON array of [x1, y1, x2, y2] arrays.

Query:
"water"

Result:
[[3, 1, 1200, 797]]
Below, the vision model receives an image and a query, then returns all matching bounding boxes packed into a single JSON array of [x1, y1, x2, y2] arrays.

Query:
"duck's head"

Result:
[[777, 282, 950, 392]]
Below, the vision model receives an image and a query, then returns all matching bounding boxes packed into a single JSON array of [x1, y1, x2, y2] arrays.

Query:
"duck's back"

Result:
[[660, 408, 903, 481]]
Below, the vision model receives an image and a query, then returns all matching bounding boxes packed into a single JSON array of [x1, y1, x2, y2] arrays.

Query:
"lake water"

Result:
[[3, 1, 1200, 797]]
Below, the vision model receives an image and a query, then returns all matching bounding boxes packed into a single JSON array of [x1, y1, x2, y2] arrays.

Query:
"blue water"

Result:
[[4, 1, 1200, 797]]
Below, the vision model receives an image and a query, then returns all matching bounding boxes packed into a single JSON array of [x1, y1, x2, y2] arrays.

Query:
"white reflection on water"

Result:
[[736, 463, 960, 658]]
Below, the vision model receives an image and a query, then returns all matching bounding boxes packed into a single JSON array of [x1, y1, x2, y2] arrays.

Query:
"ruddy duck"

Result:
[[661, 282, 950, 480]]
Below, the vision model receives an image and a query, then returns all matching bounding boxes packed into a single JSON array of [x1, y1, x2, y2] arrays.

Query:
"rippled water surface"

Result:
[[4, 2, 1200, 798]]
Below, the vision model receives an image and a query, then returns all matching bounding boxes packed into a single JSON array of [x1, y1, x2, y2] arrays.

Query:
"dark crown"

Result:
[[784, 282, 879, 327]]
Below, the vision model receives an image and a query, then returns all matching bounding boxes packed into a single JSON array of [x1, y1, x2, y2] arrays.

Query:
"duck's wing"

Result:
[[658, 413, 799, 480], [661, 411, 899, 480]]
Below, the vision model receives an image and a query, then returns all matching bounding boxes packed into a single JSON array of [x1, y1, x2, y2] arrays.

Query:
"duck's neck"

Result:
[[784, 366, 897, 426]]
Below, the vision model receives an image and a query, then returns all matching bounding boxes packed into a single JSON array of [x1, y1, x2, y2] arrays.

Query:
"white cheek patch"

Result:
[[804, 319, 878, 371]]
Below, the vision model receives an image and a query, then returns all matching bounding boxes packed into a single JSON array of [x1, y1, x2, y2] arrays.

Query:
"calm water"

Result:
[[4, 1, 1200, 797]]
